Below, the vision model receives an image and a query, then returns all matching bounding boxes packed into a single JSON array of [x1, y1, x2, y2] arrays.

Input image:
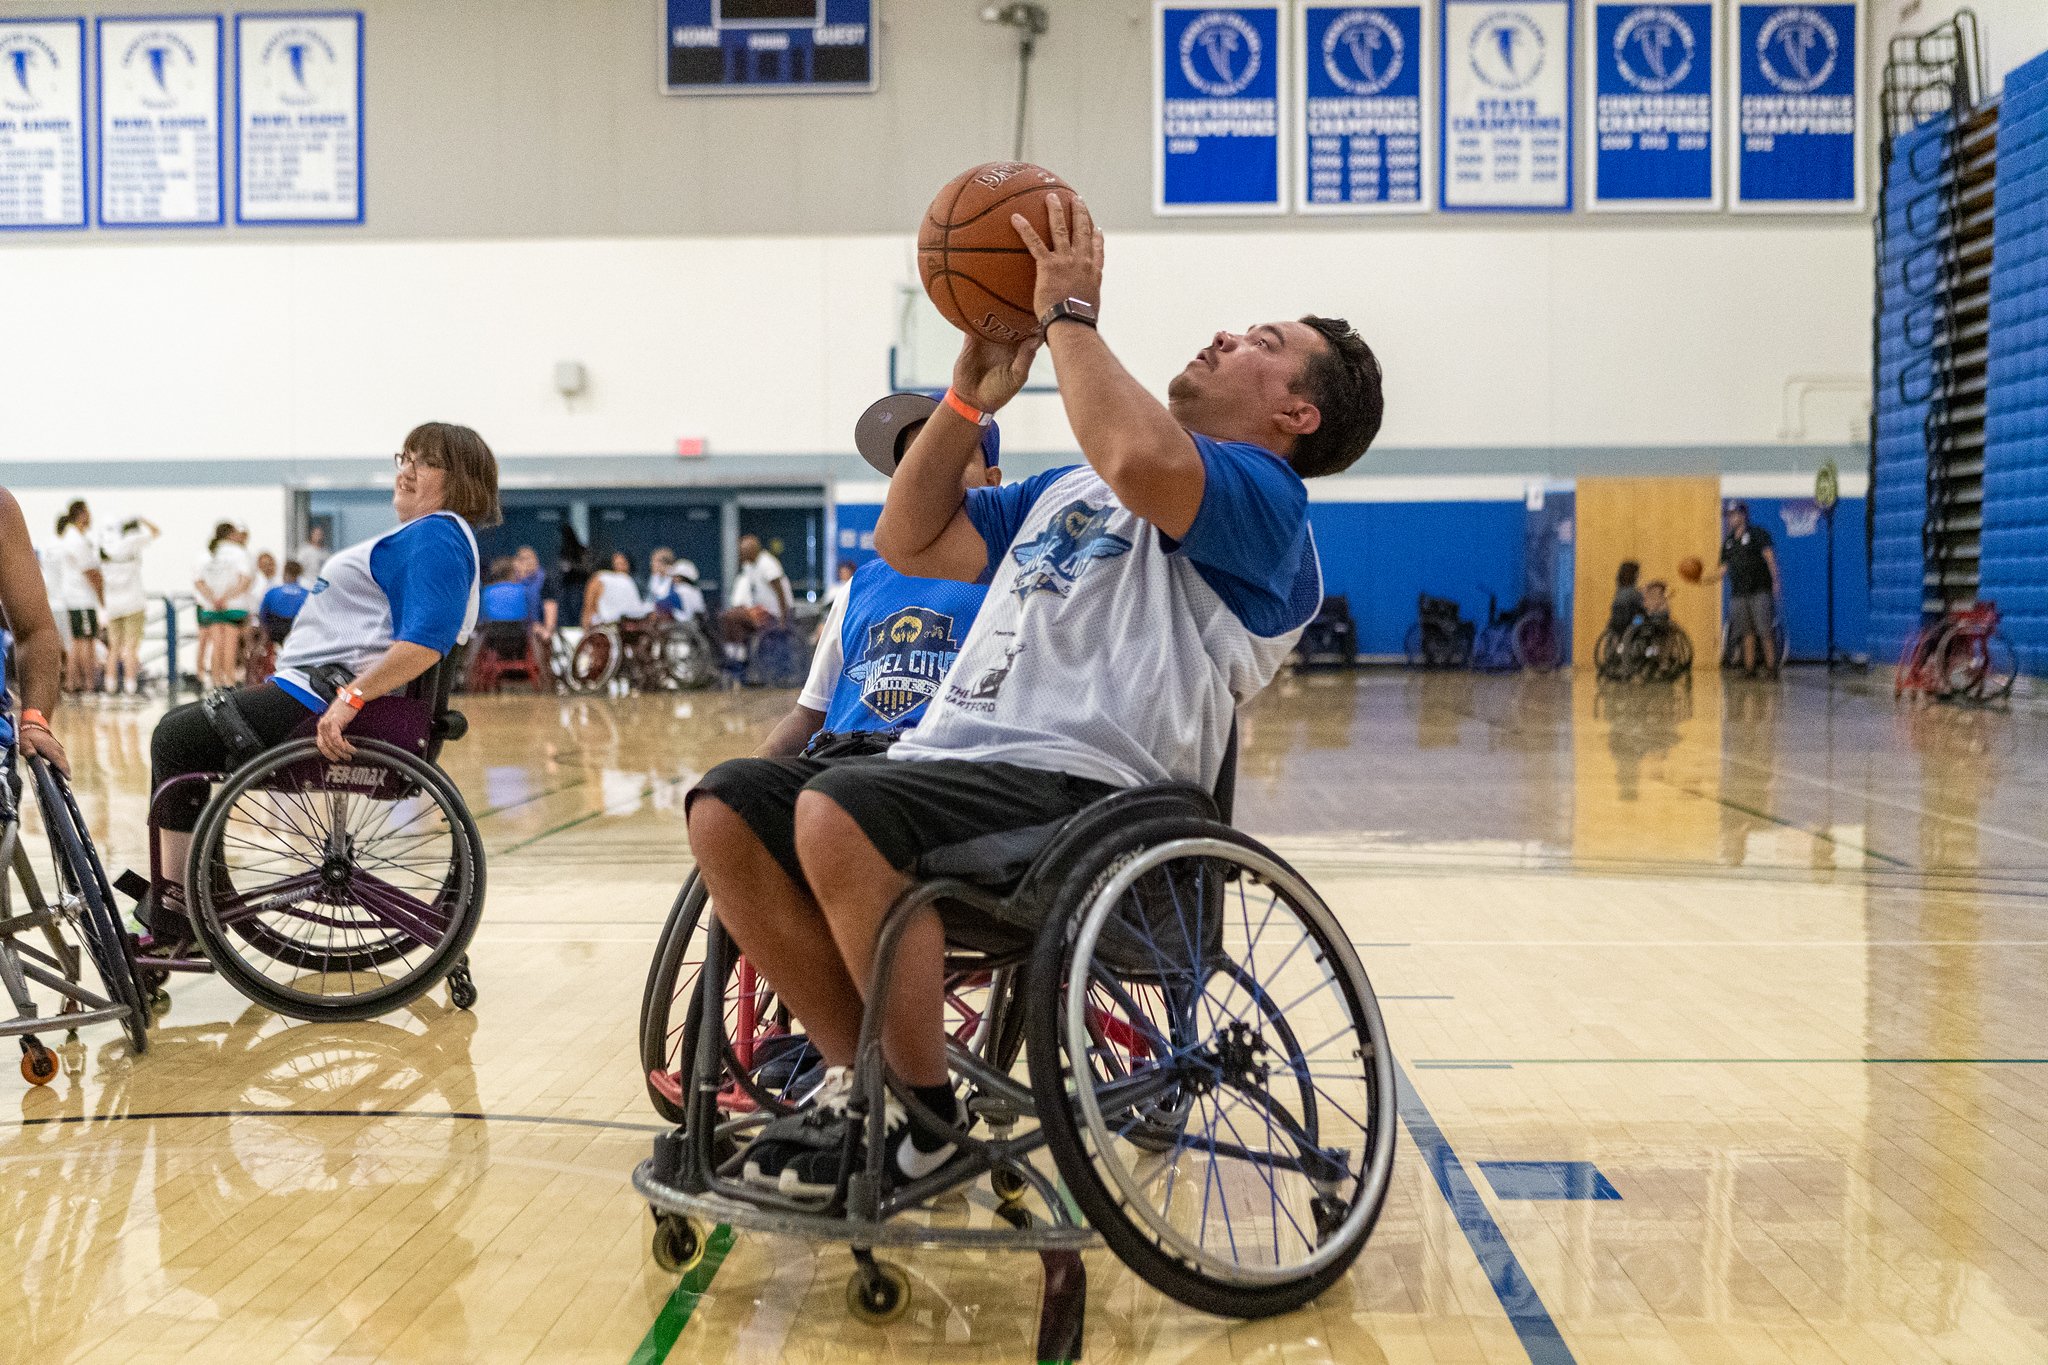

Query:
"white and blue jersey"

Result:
[[889, 435, 1321, 790], [800, 559, 988, 734], [273, 510, 480, 712]]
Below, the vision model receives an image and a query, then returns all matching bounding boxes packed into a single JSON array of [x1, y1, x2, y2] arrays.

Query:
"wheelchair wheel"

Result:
[[570, 628, 621, 693], [1401, 624, 1424, 668], [186, 738, 484, 1022], [746, 625, 811, 688], [1026, 817, 1395, 1319], [1511, 613, 1558, 671], [661, 625, 720, 691], [29, 760, 148, 1052]]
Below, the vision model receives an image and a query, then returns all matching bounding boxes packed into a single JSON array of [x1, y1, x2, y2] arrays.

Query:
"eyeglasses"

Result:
[[392, 451, 443, 473]]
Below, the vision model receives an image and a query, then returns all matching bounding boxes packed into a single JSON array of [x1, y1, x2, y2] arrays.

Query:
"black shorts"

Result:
[[68, 609, 98, 638], [150, 684, 315, 832], [690, 755, 1115, 886]]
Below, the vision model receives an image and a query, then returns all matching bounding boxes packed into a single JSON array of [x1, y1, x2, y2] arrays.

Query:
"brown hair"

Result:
[[1288, 316, 1385, 479], [404, 421, 502, 528]]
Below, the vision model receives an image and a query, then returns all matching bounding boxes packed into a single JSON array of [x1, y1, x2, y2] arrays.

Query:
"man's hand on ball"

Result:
[[952, 333, 1043, 413], [1012, 192, 1103, 321]]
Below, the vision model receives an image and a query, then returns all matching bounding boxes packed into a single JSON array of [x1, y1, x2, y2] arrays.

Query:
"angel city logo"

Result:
[[1756, 7, 1837, 93], [122, 31, 197, 110], [1179, 11, 1262, 98], [1468, 11, 1545, 91], [1322, 11, 1405, 96], [1613, 7, 1695, 92], [1, 35, 59, 113], [261, 27, 338, 106]]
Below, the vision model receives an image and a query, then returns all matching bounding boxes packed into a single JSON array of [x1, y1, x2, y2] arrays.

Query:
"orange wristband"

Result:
[[19, 708, 48, 731], [941, 388, 993, 428], [338, 685, 366, 711]]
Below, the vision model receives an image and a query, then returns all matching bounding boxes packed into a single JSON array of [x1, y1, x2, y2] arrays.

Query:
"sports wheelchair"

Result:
[[1597, 616, 1693, 683], [3, 696, 150, 1084], [569, 614, 720, 693], [635, 733, 1397, 1324], [123, 655, 486, 1022]]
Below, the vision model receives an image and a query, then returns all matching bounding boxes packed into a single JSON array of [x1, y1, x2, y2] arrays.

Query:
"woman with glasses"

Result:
[[139, 423, 501, 942]]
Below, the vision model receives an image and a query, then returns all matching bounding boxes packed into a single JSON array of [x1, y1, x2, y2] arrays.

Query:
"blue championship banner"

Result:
[[1732, 1, 1862, 210], [1439, 0, 1571, 211], [663, 0, 875, 95], [1155, 3, 1287, 215], [0, 19, 88, 230], [1296, 3, 1429, 213], [96, 15, 222, 227], [1588, 2, 1719, 209], [235, 13, 363, 225]]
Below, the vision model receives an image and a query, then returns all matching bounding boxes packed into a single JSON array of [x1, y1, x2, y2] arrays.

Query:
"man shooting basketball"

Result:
[[687, 189, 1384, 1199]]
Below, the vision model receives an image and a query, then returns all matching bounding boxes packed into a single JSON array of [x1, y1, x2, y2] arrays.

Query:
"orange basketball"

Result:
[[1679, 556, 1704, 583], [919, 162, 1073, 345]]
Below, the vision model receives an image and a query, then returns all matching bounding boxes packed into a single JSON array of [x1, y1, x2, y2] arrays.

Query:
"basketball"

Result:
[[1679, 555, 1704, 583], [919, 161, 1074, 345]]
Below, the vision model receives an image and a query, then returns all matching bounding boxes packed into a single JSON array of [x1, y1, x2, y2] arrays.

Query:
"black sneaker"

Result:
[[773, 1091, 964, 1201], [740, 1066, 855, 1198], [880, 1094, 961, 1191]]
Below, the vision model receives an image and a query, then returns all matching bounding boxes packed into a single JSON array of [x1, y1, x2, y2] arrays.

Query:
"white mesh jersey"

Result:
[[889, 438, 1322, 791]]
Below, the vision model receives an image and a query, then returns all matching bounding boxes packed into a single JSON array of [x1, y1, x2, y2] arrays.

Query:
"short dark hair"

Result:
[[1288, 316, 1384, 479], [1645, 580, 1668, 594], [404, 421, 502, 528], [283, 560, 304, 580], [486, 555, 519, 584], [1617, 560, 1639, 587]]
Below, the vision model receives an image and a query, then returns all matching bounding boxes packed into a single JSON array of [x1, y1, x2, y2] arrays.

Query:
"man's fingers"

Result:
[[1046, 193, 1069, 250], [1012, 334, 1044, 378], [1010, 213, 1049, 257], [1070, 195, 1095, 248], [1093, 229, 1105, 272]]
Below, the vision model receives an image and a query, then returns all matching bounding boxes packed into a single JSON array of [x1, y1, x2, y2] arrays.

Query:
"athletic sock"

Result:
[[908, 1083, 959, 1153]]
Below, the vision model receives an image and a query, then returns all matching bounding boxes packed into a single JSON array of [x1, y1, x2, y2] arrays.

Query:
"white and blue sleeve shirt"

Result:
[[888, 435, 1321, 790], [273, 511, 480, 711]]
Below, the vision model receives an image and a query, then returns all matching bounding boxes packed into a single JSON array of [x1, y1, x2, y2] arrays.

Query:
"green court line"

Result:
[[628, 1223, 735, 1365], [1418, 1056, 2048, 1066]]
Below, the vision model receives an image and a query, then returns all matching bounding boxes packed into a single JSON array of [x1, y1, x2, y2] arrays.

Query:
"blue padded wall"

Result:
[[1734, 497, 1869, 659], [1869, 115, 1949, 664], [1979, 52, 2048, 674]]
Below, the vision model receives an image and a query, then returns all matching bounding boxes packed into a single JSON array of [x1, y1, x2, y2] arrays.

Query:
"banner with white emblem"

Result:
[[1730, 1, 1863, 211], [1295, 3, 1431, 213], [0, 19, 88, 231], [96, 15, 222, 227], [235, 12, 363, 225], [1439, 0, 1572, 211], [1155, 3, 1288, 215], [1587, 1, 1720, 209]]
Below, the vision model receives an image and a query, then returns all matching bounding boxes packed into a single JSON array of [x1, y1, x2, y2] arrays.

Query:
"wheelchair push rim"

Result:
[[186, 738, 483, 1021], [1031, 823, 1396, 1313]]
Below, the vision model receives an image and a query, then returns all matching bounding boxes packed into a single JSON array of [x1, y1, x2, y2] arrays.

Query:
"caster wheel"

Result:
[[20, 1042, 58, 1086], [449, 964, 478, 1011], [148, 989, 173, 1018], [651, 1214, 705, 1275], [991, 1164, 1028, 1204], [845, 1260, 911, 1325]]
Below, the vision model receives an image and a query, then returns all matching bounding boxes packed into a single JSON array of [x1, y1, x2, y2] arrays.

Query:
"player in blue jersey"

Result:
[[142, 423, 501, 942], [690, 192, 1385, 1200], [750, 393, 1001, 761]]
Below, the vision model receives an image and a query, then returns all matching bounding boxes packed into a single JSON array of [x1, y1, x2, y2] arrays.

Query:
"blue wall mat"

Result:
[[1868, 113, 1950, 663], [1306, 501, 1529, 654], [1979, 52, 2048, 675], [1733, 497, 1869, 658]]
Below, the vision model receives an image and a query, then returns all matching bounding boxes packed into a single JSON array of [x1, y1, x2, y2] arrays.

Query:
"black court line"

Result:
[[7, 1107, 669, 1133]]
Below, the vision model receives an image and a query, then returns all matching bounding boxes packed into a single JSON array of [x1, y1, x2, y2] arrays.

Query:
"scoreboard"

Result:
[[663, 0, 877, 94]]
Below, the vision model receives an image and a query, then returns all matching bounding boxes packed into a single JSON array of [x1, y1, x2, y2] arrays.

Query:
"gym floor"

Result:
[[6, 671, 2047, 1364]]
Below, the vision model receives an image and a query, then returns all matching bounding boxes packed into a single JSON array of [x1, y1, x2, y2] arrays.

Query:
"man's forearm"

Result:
[[874, 407, 984, 561], [1045, 325, 1183, 472], [755, 705, 824, 757], [15, 624, 60, 716]]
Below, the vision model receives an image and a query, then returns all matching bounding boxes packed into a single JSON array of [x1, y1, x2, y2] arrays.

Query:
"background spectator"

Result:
[[100, 515, 159, 696], [56, 499, 103, 693]]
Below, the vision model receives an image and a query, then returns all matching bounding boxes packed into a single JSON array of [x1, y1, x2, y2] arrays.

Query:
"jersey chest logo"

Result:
[[847, 606, 962, 724], [1010, 500, 1133, 601]]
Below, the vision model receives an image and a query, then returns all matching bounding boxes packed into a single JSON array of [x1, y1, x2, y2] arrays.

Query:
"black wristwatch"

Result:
[[1039, 297, 1099, 333]]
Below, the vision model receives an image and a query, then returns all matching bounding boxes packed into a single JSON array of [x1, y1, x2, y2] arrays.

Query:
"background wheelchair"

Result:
[[3, 689, 150, 1084], [635, 734, 1397, 1324], [569, 614, 720, 693], [1597, 617, 1694, 683], [124, 656, 486, 1022]]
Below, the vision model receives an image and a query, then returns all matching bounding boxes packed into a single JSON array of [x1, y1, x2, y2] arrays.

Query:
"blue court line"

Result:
[[1394, 1061, 1575, 1365]]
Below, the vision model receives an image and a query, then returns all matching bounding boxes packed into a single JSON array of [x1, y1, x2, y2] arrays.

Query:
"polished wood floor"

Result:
[[7, 671, 2048, 1363]]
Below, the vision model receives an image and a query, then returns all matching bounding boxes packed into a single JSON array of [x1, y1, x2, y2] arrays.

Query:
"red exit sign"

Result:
[[676, 437, 707, 458]]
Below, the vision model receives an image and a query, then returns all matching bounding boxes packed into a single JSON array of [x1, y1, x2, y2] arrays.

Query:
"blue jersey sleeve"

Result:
[[962, 467, 1077, 581], [1168, 436, 1320, 637], [370, 515, 476, 654]]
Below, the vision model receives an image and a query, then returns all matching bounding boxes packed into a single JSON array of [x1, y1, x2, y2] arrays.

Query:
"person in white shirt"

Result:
[[718, 534, 792, 652], [293, 524, 331, 584], [648, 548, 708, 623], [55, 501, 103, 693], [582, 550, 655, 627], [99, 516, 159, 695], [193, 523, 254, 689]]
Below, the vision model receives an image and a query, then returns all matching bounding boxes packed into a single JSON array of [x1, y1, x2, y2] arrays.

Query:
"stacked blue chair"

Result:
[[1979, 51, 2048, 675]]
